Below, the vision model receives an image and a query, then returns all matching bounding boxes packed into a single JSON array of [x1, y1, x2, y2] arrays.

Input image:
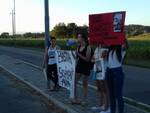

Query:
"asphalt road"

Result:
[[0, 46, 150, 106], [0, 67, 63, 113]]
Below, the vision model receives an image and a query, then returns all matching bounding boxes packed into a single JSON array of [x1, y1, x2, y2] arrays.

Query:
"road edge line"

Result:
[[0, 64, 78, 113]]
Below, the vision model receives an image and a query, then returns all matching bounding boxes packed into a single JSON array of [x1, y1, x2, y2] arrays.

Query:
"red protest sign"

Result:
[[89, 11, 126, 45]]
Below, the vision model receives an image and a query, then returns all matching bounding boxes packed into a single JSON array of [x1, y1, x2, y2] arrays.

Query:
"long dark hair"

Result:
[[81, 34, 89, 46], [109, 45, 122, 62]]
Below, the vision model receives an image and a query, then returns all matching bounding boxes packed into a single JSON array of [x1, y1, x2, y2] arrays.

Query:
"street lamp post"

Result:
[[44, 0, 50, 48]]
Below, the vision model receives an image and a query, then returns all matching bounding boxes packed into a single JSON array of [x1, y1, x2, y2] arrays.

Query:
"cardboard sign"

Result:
[[89, 11, 126, 45], [56, 50, 76, 98]]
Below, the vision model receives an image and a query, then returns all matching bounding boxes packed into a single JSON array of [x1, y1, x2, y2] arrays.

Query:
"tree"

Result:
[[14, 34, 24, 38], [0, 32, 9, 38], [31, 33, 44, 38], [51, 23, 68, 38], [50, 22, 89, 39], [76, 25, 88, 37], [67, 23, 77, 38], [125, 24, 150, 36], [144, 26, 150, 33], [23, 32, 32, 38]]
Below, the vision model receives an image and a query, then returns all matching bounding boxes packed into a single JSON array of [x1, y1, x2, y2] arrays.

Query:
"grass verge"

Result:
[[0, 34, 150, 68]]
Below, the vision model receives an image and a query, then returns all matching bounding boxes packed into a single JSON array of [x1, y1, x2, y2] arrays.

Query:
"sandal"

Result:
[[70, 99, 81, 105]]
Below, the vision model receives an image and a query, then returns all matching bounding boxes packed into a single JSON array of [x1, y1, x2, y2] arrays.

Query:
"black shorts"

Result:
[[47, 64, 57, 77], [46, 64, 58, 85], [76, 61, 91, 76]]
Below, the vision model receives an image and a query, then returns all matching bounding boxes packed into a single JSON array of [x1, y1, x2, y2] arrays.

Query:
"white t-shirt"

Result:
[[108, 49, 126, 68], [48, 46, 59, 65]]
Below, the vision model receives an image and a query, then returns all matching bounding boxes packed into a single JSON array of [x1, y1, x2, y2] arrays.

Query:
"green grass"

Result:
[[124, 34, 150, 68], [0, 38, 44, 47], [0, 34, 150, 68], [0, 38, 76, 50]]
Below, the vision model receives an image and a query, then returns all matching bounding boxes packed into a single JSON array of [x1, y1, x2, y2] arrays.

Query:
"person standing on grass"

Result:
[[106, 44, 127, 113], [42, 36, 60, 91], [72, 33, 92, 105], [91, 44, 110, 113]]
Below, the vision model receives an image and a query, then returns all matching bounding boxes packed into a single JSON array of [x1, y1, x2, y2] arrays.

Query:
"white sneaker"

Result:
[[99, 105, 105, 110], [99, 108, 110, 113], [106, 108, 110, 113], [91, 106, 101, 110], [100, 111, 106, 113]]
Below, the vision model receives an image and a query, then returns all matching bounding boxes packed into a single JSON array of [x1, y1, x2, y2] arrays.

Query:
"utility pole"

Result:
[[13, 0, 16, 35], [10, 10, 15, 35], [10, 0, 16, 36], [44, 0, 50, 48]]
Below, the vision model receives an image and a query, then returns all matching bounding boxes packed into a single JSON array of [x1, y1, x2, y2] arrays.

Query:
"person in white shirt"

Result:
[[106, 45, 126, 113], [43, 36, 60, 91]]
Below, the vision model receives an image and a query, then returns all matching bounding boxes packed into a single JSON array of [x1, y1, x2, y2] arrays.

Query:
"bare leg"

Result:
[[105, 81, 110, 110], [96, 80, 103, 107], [102, 81, 109, 111], [74, 73, 81, 101], [82, 75, 89, 101]]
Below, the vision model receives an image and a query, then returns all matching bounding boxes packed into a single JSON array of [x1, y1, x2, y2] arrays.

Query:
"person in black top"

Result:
[[72, 33, 92, 105]]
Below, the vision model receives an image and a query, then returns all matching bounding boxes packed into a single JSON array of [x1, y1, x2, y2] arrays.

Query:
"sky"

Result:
[[0, 0, 150, 34]]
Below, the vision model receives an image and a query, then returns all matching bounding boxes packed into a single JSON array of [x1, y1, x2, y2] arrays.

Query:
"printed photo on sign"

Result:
[[113, 13, 123, 32], [94, 59, 105, 80], [95, 61, 103, 80]]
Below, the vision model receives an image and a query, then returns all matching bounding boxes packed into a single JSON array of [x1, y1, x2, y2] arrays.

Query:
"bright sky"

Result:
[[0, 0, 149, 34]]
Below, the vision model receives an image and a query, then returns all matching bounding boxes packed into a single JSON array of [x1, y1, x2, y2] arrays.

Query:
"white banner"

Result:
[[56, 50, 76, 98]]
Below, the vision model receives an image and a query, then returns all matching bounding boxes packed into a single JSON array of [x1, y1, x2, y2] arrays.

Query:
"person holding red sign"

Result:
[[89, 11, 127, 113], [106, 44, 127, 113]]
